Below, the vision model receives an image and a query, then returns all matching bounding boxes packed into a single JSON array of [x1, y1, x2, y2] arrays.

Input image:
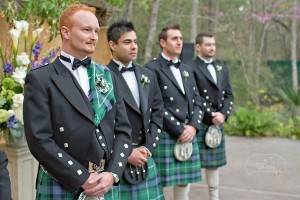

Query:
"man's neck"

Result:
[[161, 52, 179, 62], [61, 46, 89, 60], [112, 56, 131, 67], [197, 54, 214, 63], [161, 50, 179, 61]]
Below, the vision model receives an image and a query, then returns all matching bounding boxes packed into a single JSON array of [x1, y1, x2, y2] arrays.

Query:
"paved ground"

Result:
[[164, 136, 300, 200]]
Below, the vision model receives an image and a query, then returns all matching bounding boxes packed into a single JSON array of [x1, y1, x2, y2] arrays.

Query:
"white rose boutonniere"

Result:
[[216, 65, 223, 71], [182, 70, 189, 80], [141, 74, 150, 87]]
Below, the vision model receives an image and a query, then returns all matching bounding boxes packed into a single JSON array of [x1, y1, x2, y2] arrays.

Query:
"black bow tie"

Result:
[[60, 55, 91, 70], [120, 65, 135, 73], [167, 60, 181, 68]]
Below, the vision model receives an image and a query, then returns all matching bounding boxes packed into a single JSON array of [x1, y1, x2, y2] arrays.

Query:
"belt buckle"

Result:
[[88, 159, 105, 173]]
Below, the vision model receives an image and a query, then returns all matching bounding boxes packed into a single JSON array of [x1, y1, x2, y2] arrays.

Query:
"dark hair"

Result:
[[158, 24, 181, 42], [107, 20, 135, 43], [195, 33, 214, 45]]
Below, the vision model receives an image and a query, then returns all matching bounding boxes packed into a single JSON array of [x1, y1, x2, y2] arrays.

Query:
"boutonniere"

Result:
[[182, 70, 189, 80], [216, 65, 223, 71], [141, 74, 150, 87], [96, 76, 110, 94]]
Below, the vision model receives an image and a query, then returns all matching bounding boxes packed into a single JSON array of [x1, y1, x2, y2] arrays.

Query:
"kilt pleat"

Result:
[[36, 167, 76, 200], [153, 131, 202, 187], [105, 157, 164, 200], [197, 124, 227, 168]]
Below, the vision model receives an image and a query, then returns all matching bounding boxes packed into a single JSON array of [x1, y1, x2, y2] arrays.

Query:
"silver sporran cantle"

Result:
[[205, 125, 222, 148], [174, 142, 193, 161]]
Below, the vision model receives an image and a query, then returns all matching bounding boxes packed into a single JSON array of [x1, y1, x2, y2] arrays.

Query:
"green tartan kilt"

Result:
[[36, 167, 77, 200], [153, 131, 202, 187], [197, 123, 227, 168], [105, 157, 164, 200]]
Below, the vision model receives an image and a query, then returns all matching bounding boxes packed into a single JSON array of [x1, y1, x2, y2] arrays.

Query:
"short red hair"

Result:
[[59, 4, 96, 31]]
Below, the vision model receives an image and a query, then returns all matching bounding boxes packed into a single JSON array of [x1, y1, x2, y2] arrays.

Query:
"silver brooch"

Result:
[[96, 76, 110, 94]]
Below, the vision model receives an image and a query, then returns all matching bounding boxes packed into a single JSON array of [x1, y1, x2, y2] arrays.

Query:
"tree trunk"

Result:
[[144, 0, 159, 63], [207, 0, 214, 33], [190, 0, 198, 42], [291, 0, 298, 93], [123, 0, 134, 20]]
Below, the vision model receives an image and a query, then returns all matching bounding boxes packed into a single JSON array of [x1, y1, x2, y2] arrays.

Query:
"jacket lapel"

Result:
[[135, 66, 148, 116], [107, 60, 141, 114], [179, 65, 191, 101], [196, 57, 219, 89], [216, 64, 223, 90], [51, 58, 94, 123], [159, 56, 185, 95]]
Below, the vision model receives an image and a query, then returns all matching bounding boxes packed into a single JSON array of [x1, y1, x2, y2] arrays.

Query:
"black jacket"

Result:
[[108, 60, 163, 153], [24, 58, 132, 192], [145, 54, 203, 138], [189, 57, 234, 126]]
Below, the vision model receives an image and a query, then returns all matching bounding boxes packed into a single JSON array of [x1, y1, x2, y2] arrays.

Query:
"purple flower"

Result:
[[3, 63, 14, 74], [31, 61, 40, 69], [48, 48, 60, 60], [32, 41, 42, 60], [7, 115, 18, 129], [41, 57, 50, 65]]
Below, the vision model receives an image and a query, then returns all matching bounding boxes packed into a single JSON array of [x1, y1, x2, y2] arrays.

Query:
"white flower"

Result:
[[16, 52, 30, 66], [216, 65, 223, 71], [12, 67, 27, 85], [182, 70, 189, 78], [12, 94, 24, 125], [32, 28, 43, 41], [14, 20, 29, 37], [141, 74, 150, 86], [238, 6, 244, 12], [12, 94, 24, 108], [9, 28, 21, 50]]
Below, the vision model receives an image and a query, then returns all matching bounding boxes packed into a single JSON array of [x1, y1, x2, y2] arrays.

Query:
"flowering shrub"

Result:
[[0, 20, 59, 139]]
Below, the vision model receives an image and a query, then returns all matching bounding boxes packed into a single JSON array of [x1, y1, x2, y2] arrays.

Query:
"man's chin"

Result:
[[84, 48, 95, 55]]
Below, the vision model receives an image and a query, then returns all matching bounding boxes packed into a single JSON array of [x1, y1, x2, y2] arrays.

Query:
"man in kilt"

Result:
[[106, 20, 165, 200], [189, 33, 234, 200], [145, 24, 203, 200], [23, 4, 132, 199]]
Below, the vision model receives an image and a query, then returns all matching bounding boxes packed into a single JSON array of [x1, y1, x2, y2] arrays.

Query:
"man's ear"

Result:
[[108, 40, 116, 51], [61, 26, 70, 40], [159, 39, 166, 49], [195, 43, 201, 53]]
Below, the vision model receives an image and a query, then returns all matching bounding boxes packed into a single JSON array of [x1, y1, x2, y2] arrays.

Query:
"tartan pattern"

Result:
[[153, 131, 202, 187], [36, 167, 76, 200], [105, 157, 164, 200], [197, 124, 227, 168], [87, 62, 116, 126]]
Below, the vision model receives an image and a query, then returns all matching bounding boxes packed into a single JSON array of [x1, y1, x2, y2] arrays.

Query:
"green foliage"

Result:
[[225, 106, 276, 137], [278, 87, 300, 106], [225, 105, 300, 139], [1, 0, 79, 40]]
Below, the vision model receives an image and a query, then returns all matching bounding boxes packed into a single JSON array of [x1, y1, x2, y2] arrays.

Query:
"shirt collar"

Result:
[[113, 59, 133, 72]]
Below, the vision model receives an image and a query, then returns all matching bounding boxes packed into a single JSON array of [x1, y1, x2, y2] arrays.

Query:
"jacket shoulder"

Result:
[[27, 63, 53, 78], [144, 58, 160, 70]]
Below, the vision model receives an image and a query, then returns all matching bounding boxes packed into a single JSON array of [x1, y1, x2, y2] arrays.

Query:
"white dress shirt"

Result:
[[161, 53, 185, 94], [59, 51, 90, 97], [198, 55, 217, 84], [113, 59, 140, 108]]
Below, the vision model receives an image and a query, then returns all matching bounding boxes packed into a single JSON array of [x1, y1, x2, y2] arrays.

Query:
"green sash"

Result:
[[87, 62, 116, 126]]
